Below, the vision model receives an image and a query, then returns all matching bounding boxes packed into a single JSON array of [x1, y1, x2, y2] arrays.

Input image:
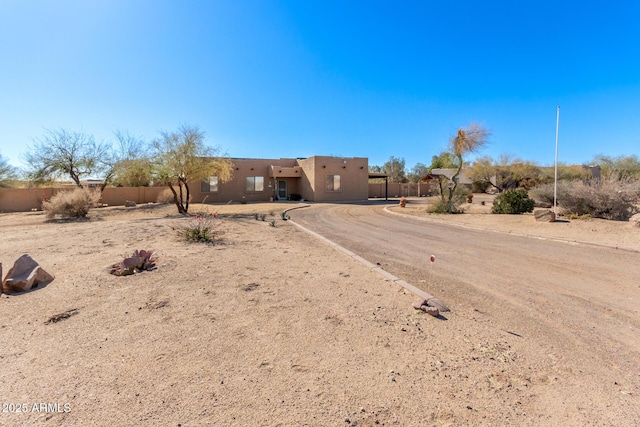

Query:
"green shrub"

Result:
[[491, 188, 535, 214], [177, 212, 222, 243], [429, 187, 468, 214], [42, 187, 102, 219]]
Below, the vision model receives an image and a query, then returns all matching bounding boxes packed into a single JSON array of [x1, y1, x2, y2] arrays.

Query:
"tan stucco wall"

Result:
[[299, 156, 368, 202], [190, 158, 301, 203], [191, 156, 369, 203], [0, 187, 169, 213]]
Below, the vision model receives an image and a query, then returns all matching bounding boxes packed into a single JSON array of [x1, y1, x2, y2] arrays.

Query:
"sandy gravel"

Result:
[[1, 199, 638, 426]]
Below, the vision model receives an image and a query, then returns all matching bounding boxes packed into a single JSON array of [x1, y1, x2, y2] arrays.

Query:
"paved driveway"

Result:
[[290, 201, 640, 364]]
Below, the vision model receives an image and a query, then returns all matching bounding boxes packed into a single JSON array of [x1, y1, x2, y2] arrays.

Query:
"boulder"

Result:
[[630, 213, 640, 228], [534, 209, 556, 223], [2, 254, 54, 293]]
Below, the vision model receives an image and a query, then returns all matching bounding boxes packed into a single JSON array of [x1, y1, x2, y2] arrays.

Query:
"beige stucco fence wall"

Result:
[[0, 187, 169, 213]]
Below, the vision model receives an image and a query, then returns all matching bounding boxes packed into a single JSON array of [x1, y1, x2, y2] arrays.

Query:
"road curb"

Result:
[[287, 217, 441, 304]]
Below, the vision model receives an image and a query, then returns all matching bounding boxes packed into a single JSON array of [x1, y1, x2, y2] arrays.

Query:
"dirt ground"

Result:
[[1, 199, 638, 426]]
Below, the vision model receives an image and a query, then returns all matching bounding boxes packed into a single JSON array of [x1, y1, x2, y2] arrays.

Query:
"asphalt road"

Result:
[[289, 201, 640, 368]]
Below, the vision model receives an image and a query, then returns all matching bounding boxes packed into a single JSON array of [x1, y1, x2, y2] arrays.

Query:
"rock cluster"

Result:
[[412, 297, 450, 317]]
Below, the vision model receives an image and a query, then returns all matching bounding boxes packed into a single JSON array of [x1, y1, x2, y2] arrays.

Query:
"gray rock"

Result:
[[124, 200, 136, 207]]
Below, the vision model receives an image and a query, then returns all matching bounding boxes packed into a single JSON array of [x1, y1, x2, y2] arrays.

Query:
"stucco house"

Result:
[[190, 156, 369, 203]]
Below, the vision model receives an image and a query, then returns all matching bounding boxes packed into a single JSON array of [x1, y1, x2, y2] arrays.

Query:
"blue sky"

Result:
[[1, 0, 639, 171]]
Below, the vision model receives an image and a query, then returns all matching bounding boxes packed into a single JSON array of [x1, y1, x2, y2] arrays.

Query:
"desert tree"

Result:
[[108, 130, 153, 187], [383, 156, 407, 183], [427, 151, 458, 171], [152, 124, 232, 214], [436, 123, 490, 213], [406, 163, 429, 183], [538, 162, 594, 183], [0, 152, 19, 187], [470, 154, 543, 192], [590, 154, 640, 180], [24, 128, 111, 188]]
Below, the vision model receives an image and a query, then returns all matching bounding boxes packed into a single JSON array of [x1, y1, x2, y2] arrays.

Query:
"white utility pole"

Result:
[[554, 106, 560, 213]]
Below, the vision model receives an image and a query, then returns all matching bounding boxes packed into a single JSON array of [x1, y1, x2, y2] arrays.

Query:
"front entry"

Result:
[[277, 180, 287, 200]]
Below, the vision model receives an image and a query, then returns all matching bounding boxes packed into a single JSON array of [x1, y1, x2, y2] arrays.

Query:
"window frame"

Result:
[[201, 176, 219, 193], [325, 174, 341, 192], [246, 176, 265, 192]]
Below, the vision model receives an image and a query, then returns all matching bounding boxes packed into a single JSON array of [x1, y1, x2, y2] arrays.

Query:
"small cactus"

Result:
[[110, 250, 157, 276]]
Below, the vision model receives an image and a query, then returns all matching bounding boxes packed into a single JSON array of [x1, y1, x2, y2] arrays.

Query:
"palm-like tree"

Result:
[[438, 123, 490, 212]]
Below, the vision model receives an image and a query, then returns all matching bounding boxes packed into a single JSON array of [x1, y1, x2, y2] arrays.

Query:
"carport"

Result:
[[368, 172, 389, 200]]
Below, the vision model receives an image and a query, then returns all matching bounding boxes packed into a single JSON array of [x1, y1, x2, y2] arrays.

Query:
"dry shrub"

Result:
[[177, 212, 222, 243], [42, 187, 102, 219], [156, 188, 175, 204], [529, 176, 640, 220]]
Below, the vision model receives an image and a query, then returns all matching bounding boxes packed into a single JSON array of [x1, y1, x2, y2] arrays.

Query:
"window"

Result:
[[200, 176, 219, 192], [246, 176, 264, 192], [326, 174, 341, 191]]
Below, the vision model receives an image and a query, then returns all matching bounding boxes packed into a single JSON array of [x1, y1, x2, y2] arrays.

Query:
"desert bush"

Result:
[[177, 212, 222, 243], [492, 188, 535, 214], [42, 187, 101, 219], [529, 177, 640, 220], [156, 188, 175, 204], [429, 186, 468, 214], [528, 181, 570, 206]]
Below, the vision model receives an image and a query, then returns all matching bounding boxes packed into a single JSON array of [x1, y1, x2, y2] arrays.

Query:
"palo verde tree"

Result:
[[435, 123, 490, 213], [152, 124, 233, 214], [24, 128, 111, 188], [109, 130, 153, 187]]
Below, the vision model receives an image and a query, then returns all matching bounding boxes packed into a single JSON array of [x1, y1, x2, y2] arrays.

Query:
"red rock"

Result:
[[412, 298, 428, 309], [2, 254, 54, 293]]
